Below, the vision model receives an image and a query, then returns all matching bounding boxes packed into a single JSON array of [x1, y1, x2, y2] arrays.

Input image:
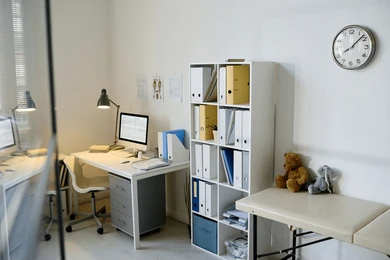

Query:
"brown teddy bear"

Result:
[[275, 152, 308, 192]]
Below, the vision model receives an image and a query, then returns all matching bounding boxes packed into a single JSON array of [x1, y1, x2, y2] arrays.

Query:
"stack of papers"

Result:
[[221, 204, 248, 230], [131, 158, 171, 171]]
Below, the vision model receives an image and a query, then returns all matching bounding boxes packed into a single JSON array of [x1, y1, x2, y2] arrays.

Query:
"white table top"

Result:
[[354, 209, 390, 255], [71, 151, 189, 180], [236, 187, 389, 243], [0, 156, 46, 190]]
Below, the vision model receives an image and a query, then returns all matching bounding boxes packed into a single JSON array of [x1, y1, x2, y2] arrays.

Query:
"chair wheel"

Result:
[[101, 207, 106, 214], [69, 214, 76, 220], [97, 227, 104, 234], [66, 225, 72, 233], [44, 234, 51, 241]]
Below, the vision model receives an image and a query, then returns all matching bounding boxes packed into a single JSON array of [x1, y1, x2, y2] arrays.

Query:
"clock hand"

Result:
[[351, 34, 365, 48], [343, 34, 365, 54]]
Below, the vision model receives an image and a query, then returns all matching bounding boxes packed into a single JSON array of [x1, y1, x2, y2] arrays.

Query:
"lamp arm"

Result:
[[11, 107, 23, 151], [109, 98, 120, 145]]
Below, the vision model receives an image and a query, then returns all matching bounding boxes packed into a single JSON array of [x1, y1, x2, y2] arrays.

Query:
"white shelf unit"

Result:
[[189, 62, 275, 260]]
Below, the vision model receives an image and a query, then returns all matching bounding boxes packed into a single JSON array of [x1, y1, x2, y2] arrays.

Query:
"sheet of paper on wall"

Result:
[[152, 74, 164, 101], [168, 73, 182, 103], [136, 74, 148, 100]]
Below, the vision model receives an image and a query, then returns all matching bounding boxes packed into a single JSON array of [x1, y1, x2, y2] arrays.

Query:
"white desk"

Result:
[[0, 156, 45, 260], [71, 151, 189, 250]]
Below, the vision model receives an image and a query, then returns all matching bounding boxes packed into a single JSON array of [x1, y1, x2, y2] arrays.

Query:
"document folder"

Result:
[[162, 129, 185, 160], [226, 65, 250, 105], [167, 133, 189, 163], [190, 67, 212, 102], [192, 178, 199, 212], [199, 105, 217, 141]]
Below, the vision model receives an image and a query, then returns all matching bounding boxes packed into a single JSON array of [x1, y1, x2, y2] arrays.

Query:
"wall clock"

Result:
[[332, 25, 376, 70]]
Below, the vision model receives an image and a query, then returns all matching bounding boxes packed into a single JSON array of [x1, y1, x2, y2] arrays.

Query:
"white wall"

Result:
[[52, 0, 113, 156], [107, 1, 390, 259]]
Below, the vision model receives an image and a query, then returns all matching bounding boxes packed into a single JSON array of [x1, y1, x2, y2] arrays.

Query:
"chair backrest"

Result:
[[63, 155, 90, 194], [63, 155, 108, 193]]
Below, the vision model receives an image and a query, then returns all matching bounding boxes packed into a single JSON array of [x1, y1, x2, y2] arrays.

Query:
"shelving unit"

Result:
[[189, 61, 275, 260]]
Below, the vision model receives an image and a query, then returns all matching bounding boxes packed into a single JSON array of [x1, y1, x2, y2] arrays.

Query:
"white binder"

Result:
[[234, 110, 243, 148], [158, 132, 163, 158], [233, 150, 243, 189], [242, 110, 250, 150], [167, 134, 189, 163], [199, 180, 206, 215], [219, 108, 234, 145], [194, 105, 200, 139], [195, 144, 203, 177], [205, 183, 217, 217], [219, 67, 226, 104], [190, 67, 212, 102], [202, 144, 217, 180], [242, 151, 249, 191]]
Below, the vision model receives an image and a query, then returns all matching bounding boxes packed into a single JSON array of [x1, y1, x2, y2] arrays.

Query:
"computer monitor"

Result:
[[117, 112, 149, 152], [0, 117, 16, 156]]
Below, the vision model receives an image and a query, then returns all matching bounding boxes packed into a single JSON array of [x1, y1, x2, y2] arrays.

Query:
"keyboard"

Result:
[[1, 156, 26, 166], [131, 158, 171, 171], [110, 149, 135, 158]]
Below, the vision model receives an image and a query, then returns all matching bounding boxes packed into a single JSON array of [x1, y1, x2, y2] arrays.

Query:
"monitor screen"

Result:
[[0, 117, 16, 151], [118, 113, 149, 145]]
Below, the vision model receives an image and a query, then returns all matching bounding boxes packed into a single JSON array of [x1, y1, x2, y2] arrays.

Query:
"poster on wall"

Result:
[[167, 73, 182, 103], [137, 74, 148, 100], [152, 74, 164, 101]]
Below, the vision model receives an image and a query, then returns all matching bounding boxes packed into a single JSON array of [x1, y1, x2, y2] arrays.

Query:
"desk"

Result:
[[0, 156, 45, 260], [71, 151, 189, 250], [236, 188, 390, 259]]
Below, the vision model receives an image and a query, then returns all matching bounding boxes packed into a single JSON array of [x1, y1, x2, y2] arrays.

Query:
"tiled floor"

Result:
[[35, 198, 220, 260]]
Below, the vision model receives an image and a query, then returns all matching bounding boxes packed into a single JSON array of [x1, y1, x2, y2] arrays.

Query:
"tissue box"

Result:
[[225, 234, 248, 259]]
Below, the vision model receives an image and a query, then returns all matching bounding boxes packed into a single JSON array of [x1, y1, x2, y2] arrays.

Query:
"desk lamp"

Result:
[[11, 90, 36, 156], [97, 89, 124, 150]]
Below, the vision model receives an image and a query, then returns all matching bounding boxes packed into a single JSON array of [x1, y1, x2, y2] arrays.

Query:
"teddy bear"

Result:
[[308, 165, 334, 195], [275, 152, 308, 192]]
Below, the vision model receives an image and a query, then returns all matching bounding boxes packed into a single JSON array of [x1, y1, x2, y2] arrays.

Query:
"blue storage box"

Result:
[[193, 214, 217, 254]]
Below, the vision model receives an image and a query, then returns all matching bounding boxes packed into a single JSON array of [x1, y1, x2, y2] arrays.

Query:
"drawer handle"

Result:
[[116, 202, 125, 208], [117, 219, 126, 225], [115, 185, 125, 191]]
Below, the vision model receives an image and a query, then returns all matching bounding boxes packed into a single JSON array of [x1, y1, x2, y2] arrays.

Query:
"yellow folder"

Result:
[[226, 65, 250, 105], [199, 105, 217, 141]]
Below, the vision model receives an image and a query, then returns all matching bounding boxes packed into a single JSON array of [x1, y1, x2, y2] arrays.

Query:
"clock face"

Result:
[[332, 25, 376, 70]]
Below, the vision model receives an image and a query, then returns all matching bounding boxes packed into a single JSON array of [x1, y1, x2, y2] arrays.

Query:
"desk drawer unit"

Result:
[[5, 180, 30, 255], [109, 173, 166, 235], [111, 209, 133, 235], [110, 192, 132, 217], [109, 174, 131, 198]]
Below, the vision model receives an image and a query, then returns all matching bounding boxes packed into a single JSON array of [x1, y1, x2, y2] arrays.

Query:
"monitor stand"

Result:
[[110, 144, 125, 150]]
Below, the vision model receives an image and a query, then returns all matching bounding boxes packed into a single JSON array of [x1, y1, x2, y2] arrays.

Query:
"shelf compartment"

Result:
[[218, 223, 248, 257]]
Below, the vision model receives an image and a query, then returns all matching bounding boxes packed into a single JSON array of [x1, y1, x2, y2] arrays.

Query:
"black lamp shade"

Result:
[[97, 88, 110, 109], [16, 90, 36, 112]]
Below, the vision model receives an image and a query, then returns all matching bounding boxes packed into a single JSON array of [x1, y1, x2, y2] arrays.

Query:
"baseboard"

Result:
[[167, 208, 189, 225]]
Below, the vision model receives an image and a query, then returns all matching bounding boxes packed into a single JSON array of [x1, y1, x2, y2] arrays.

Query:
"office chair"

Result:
[[44, 159, 68, 241], [44, 183, 57, 241], [63, 156, 110, 234]]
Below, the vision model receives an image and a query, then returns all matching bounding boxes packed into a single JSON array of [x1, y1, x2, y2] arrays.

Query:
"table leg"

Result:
[[131, 176, 140, 249]]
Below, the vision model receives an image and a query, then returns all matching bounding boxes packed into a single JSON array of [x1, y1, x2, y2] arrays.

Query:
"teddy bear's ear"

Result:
[[284, 153, 287, 157]]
